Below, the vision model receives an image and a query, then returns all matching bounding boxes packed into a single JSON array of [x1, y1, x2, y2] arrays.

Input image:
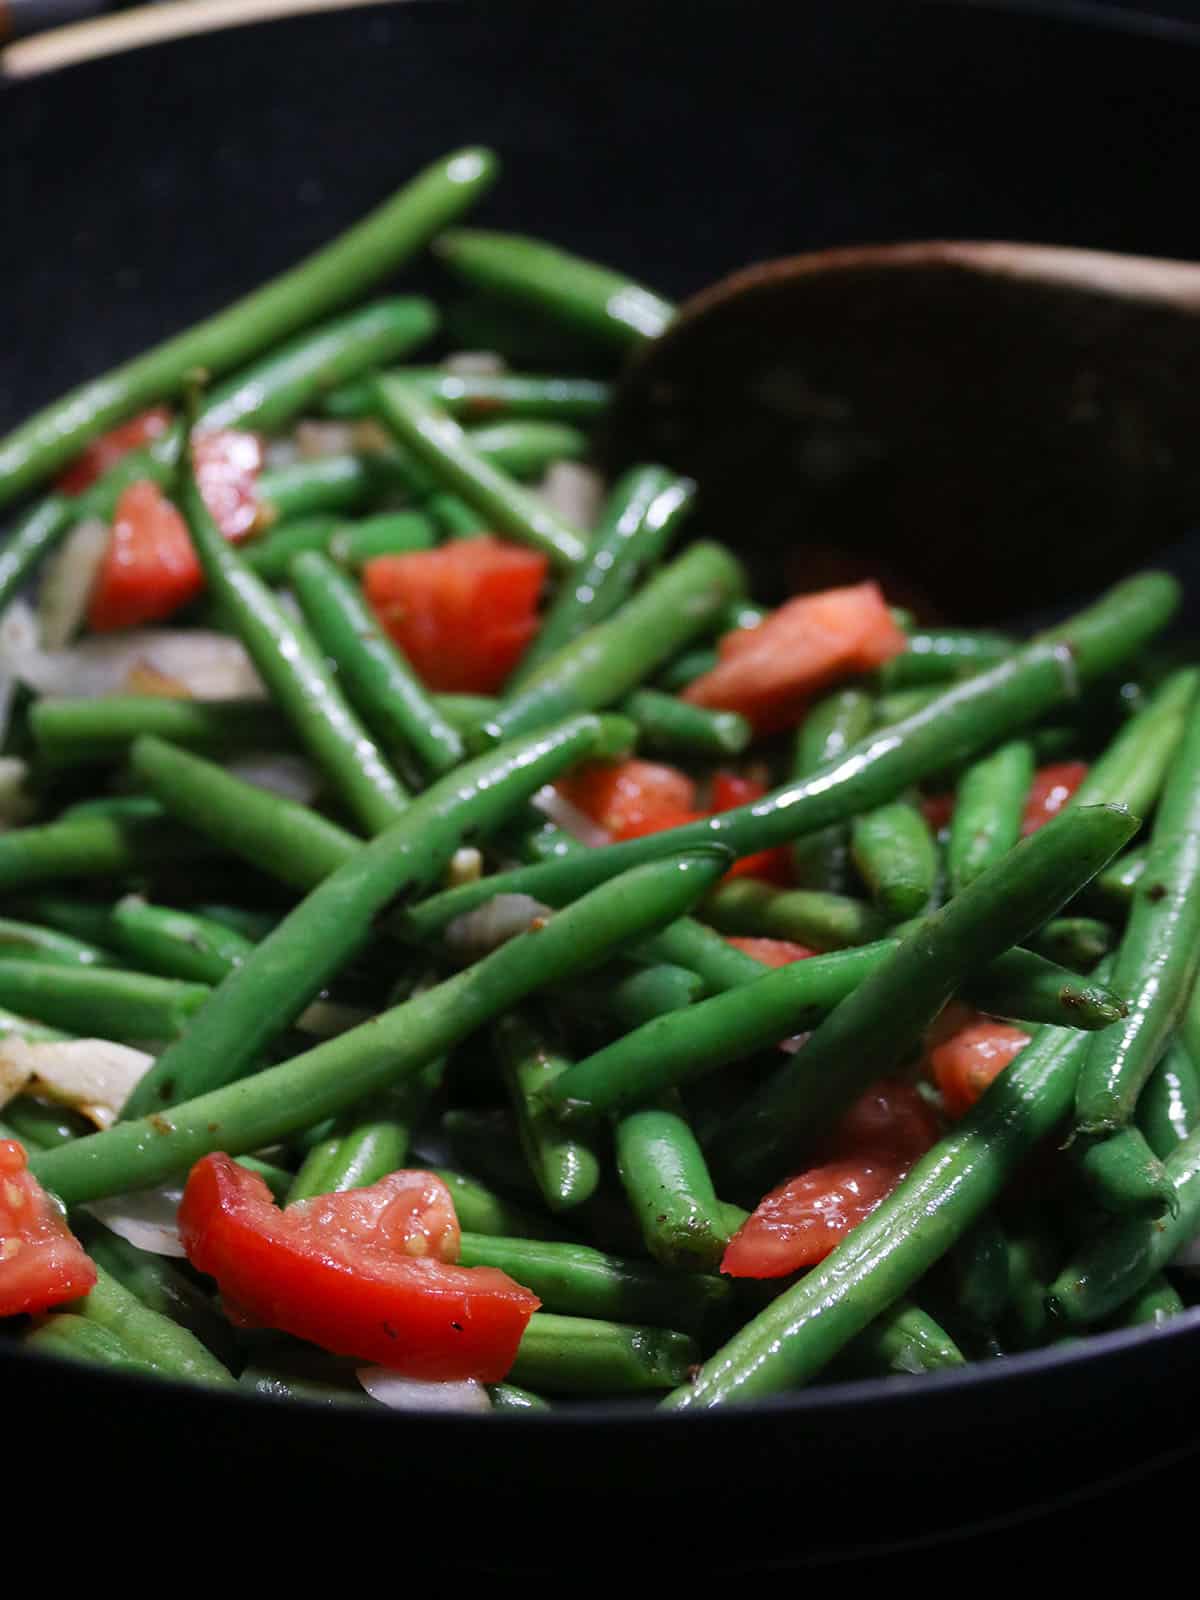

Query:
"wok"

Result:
[[3, 0, 1200, 1563]]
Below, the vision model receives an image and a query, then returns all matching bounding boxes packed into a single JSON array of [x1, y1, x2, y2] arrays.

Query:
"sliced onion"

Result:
[[356, 1368, 492, 1413], [0, 1037, 153, 1129], [778, 1032, 811, 1056], [0, 757, 34, 830], [296, 420, 359, 460], [295, 1000, 372, 1039], [441, 350, 507, 377], [445, 846, 483, 888], [536, 461, 605, 531], [86, 1182, 186, 1258], [531, 784, 612, 848], [225, 751, 322, 804], [37, 517, 110, 649], [444, 894, 552, 961], [0, 603, 266, 700], [264, 437, 301, 470]]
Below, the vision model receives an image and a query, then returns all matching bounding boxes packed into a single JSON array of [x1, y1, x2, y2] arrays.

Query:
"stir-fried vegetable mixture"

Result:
[[0, 147, 1197, 1414]]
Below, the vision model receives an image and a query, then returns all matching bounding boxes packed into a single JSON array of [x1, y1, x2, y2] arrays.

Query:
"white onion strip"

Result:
[[357, 1368, 492, 1413]]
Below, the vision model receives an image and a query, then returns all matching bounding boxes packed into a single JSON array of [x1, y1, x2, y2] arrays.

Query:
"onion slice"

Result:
[[86, 1183, 187, 1258], [445, 894, 551, 961], [0, 1037, 153, 1129], [356, 1368, 493, 1413], [530, 784, 612, 848]]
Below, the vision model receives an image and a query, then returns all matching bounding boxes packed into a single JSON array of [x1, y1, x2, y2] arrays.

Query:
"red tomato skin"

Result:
[[927, 1015, 1030, 1119], [721, 1080, 939, 1278], [364, 536, 547, 693], [920, 791, 956, 831], [0, 1139, 97, 1316], [55, 406, 174, 495], [179, 1155, 539, 1381], [559, 759, 698, 837], [1021, 762, 1088, 836], [86, 481, 203, 632], [192, 428, 264, 542], [684, 582, 906, 734], [724, 937, 816, 967]]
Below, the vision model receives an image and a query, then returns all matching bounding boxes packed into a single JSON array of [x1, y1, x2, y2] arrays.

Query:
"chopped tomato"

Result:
[[55, 406, 174, 495], [192, 427, 265, 542], [87, 482, 203, 632], [710, 770, 794, 884], [179, 1155, 539, 1380], [725, 936, 816, 967], [0, 1139, 96, 1316], [684, 581, 906, 734], [927, 1013, 1030, 1119], [364, 535, 547, 693], [86, 429, 264, 632], [920, 791, 956, 831], [721, 1079, 939, 1278], [558, 759, 698, 837], [1022, 762, 1088, 836]]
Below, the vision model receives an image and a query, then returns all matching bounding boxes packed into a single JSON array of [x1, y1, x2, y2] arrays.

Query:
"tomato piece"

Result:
[[0, 1139, 96, 1316], [721, 1080, 939, 1278], [55, 406, 174, 495], [87, 482, 204, 632], [192, 428, 265, 543], [364, 536, 548, 693], [612, 807, 708, 842], [920, 791, 956, 831], [1021, 761, 1089, 836], [559, 759, 698, 837], [179, 1155, 539, 1380], [684, 582, 907, 734], [724, 936, 816, 967], [927, 1014, 1030, 1119]]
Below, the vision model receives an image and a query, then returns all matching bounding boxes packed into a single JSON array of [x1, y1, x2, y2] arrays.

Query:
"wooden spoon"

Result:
[[610, 242, 1200, 620]]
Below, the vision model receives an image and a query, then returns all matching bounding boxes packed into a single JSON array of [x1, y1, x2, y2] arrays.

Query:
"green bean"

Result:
[[3, 1097, 87, 1148], [555, 962, 703, 1034], [507, 1313, 697, 1394], [1105, 1274, 1184, 1328], [0, 1009, 72, 1046], [122, 712, 635, 1116], [286, 1064, 442, 1204], [24, 1314, 158, 1377], [494, 1011, 602, 1213], [401, 573, 1177, 938], [74, 1265, 235, 1387], [480, 541, 746, 745], [371, 377, 587, 567], [434, 693, 500, 732], [656, 648, 718, 693], [486, 1382, 551, 1412], [458, 1233, 729, 1336], [1001, 1223, 1062, 1349], [947, 741, 1035, 895], [632, 916, 772, 997], [615, 1098, 734, 1271], [130, 736, 358, 892], [876, 629, 1015, 689], [441, 1108, 541, 1196], [59, 796, 165, 824], [791, 688, 875, 892], [427, 492, 490, 541], [463, 420, 590, 478], [0, 497, 73, 618], [711, 804, 1137, 1192], [663, 1013, 1093, 1409], [1070, 1126, 1176, 1217], [1091, 847, 1148, 909], [241, 515, 341, 581], [29, 696, 288, 769], [621, 689, 750, 758], [1075, 701, 1200, 1141], [0, 959, 208, 1040], [874, 687, 942, 725], [33, 849, 729, 1205], [178, 446, 410, 833], [702, 879, 886, 952], [1048, 1123, 1200, 1325], [850, 799, 940, 922], [430, 1169, 567, 1242], [0, 148, 496, 507], [1030, 917, 1113, 972], [290, 550, 465, 780], [840, 1299, 967, 1377], [327, 511, 438, 570], [240, 1351, 371, 1408], [1070, 665, 1199, 814], [0, 917, 115, 968], [323, 368, 611, 423], [255, 455, 382, 521], [547, 941, 1124, 1118], [1138, 1040, 1200, 1159], [511, 468, 695, 679], [434, 229, 674, 347], [945, 1217, 1011, 1343], [193, 904, 280, 943], [110, 896, 255, 985], [443, 297, 617, 368]]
